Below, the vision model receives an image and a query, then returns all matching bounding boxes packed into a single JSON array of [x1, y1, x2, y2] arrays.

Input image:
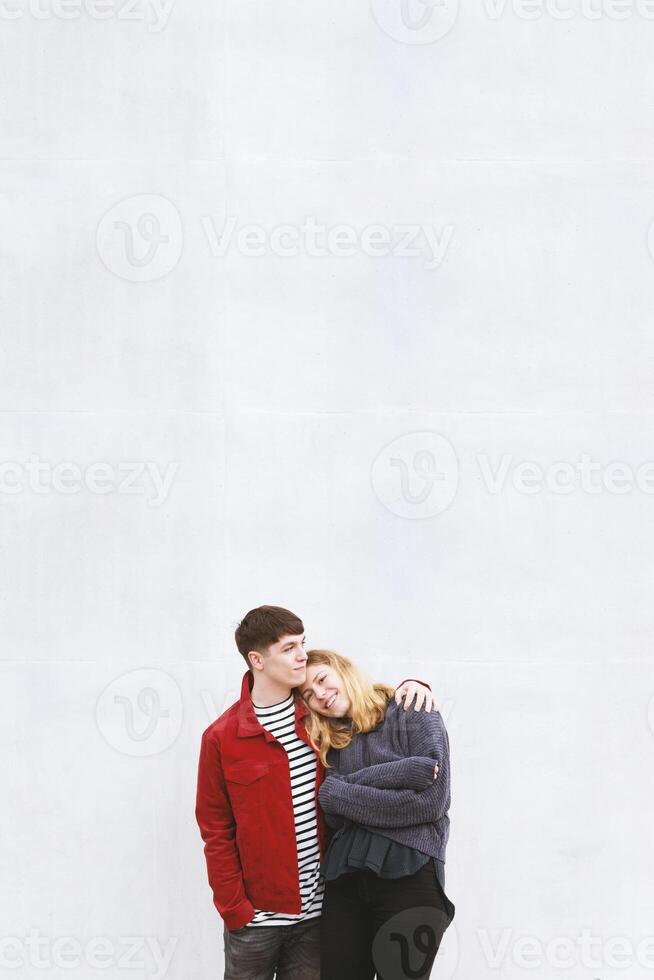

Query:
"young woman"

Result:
[[301, 649, 455, 980]]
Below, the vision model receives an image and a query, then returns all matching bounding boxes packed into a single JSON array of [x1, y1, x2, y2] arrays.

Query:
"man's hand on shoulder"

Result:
[[394, 679, 437, 712]]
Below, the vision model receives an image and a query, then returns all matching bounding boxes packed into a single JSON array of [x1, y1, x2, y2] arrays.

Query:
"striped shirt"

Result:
[[246, 694, 324, 927]]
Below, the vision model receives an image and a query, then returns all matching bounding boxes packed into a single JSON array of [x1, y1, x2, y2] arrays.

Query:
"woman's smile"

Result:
[[303, 663, 352, 716]]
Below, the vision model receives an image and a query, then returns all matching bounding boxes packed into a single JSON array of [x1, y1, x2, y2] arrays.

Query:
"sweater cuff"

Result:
[[222, 899, 256, 932], [408, 757, 439, 791]]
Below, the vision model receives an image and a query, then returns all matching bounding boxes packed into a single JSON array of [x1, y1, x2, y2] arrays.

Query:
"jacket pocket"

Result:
[[224, 762, 269, 785], [224, 762, 270, 824]]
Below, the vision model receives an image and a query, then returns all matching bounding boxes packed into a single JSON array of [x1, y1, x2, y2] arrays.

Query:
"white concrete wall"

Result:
[[1, 1, 653, 978]]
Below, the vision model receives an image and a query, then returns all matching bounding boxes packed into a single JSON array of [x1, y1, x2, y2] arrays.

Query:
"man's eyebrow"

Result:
[[283, 636, 305, 649]]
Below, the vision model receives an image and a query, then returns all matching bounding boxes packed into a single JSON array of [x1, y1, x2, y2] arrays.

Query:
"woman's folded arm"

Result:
[[326, 757, 436, 791], [319, 769, 449, 828]]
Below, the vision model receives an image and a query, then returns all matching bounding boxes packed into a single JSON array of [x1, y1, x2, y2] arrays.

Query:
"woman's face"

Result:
[[302, 662, 352, 718]]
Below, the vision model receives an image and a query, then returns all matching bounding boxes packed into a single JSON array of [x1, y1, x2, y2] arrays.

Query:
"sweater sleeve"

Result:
[[318, 709, 450, 829], [327, 757, 436, 791]]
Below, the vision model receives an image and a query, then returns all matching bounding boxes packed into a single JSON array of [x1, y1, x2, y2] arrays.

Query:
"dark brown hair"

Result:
[[235, 605, 305, 664]]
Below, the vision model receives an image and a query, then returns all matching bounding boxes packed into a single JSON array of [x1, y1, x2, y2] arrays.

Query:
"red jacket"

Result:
[[195, 671, 327, 930]]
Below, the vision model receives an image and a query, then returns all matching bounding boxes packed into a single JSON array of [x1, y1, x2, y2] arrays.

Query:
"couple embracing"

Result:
[[196, 605, 455, 979]]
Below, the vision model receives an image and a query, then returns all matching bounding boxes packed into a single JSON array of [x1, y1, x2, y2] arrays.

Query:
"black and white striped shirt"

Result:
[[246, 694, 324, 927]]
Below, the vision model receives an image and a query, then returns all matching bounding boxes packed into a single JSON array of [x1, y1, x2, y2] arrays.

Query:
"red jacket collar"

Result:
[[236, 670, 309, 739]]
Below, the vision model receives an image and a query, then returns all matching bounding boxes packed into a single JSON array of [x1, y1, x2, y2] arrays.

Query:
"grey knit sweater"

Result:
[[318, 700, 451, 863]]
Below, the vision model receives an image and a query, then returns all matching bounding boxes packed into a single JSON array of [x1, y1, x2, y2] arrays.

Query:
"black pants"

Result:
[[320, 862, 455, 980]]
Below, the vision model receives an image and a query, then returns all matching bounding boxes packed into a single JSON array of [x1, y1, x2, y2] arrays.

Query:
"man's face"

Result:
[[250, 632, 308, 688]]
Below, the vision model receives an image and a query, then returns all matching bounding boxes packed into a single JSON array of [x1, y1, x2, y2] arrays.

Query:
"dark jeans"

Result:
[[320, 862, 455, 980], [223, 918, 320, 980]]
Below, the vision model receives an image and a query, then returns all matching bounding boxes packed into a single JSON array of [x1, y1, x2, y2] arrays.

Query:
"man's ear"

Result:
[[248, 650, 264, 671]]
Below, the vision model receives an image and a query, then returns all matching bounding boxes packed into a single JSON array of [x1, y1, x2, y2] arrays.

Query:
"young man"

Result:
[[195, 605, 435, 980]]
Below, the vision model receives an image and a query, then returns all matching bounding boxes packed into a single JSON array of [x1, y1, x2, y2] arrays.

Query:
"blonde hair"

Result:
[[303, 649, 395, 767]]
